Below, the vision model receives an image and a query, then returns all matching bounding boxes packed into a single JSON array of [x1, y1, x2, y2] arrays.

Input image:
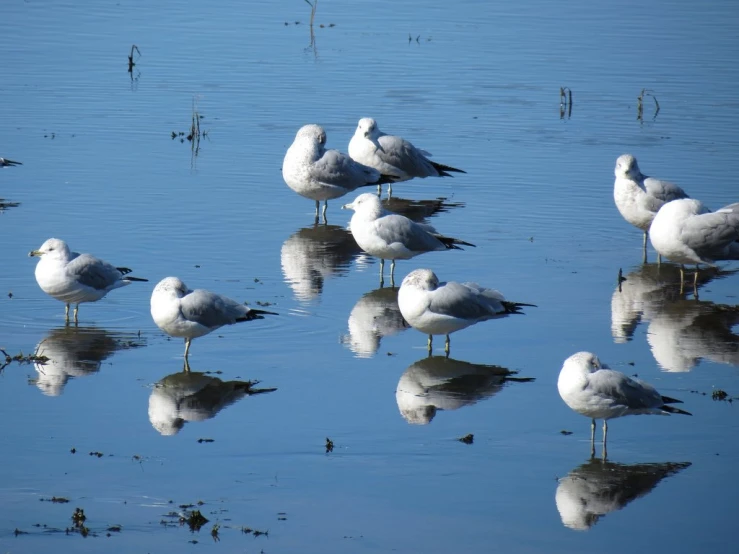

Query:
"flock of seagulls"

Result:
[[14, 122, 739, 453]]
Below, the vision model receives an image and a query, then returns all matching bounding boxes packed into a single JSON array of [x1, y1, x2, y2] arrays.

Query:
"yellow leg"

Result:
[[427, 335, 432, 353], [590, 419, 596, 458], [73, 305, 79, 323], [184, 338, 191, 359], [64, 304, 70, 321], [444, 335, 450, 356], [314, 200, 320, 218]]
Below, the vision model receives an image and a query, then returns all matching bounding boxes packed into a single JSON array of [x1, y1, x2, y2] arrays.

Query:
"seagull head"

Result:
[[29, 238, 71, 261], [566, 351, 608, 374], [357, 117, 379, 139], [401, 269, 440, 292], [342, 192, 383, 215], [295, 124, 326, 146], [153, 276, 190, 299], [614, 154, 641, 180]]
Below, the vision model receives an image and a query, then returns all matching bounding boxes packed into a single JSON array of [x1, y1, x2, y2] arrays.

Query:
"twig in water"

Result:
[[559, 87, 573, 119], [127, 44, 141, 74], [637, 88, 660, 121]]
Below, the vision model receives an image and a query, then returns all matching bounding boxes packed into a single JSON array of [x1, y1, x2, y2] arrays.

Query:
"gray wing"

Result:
[[642, 177, 689, 212], [180, 289, 247, 329], [311, 149, 380, 188], [427, 282, 505, 321], [66, 253, 124, 290], [377, 134, 437, 177], [375, 214, 444, 251], [587, 369, 662, 410], [681, 204, 739, 257]]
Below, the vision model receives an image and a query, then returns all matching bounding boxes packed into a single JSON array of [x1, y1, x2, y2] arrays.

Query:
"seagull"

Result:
[[613, 154, 689, 262], [150, 277, 277, 360], [342, 193, 474, 286], [29, 238, 148, 322], [397, 269, 533, 354], [282, 124, 396, 220], [557, 351, 691, 456], [649, 198, 739, 285], [0, 157, 22, 167], [348, 117, 465, 195]]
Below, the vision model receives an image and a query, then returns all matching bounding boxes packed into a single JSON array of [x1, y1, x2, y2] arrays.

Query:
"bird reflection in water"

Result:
[[611, 263, 739, 372], [31, 325, 146, 396], [556, 457, 691, 530], [341, 286, 408, 358], [281, 196, 464, 302], [395, 355, 534, 424], [148, 365, 276, 435]]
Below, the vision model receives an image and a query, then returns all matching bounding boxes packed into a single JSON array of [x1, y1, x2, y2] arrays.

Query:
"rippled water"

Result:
[[1, 0, 738, 552]]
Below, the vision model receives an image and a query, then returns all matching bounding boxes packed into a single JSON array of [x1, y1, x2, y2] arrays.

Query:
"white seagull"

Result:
[[557, 351, 691, 455], [649, 198, 739, 284], [29, 238, 147, 322], [150, 277, 277, 360], [613, 154, 689, 261], [342, 193, 474, 285], [282, 124, 395, 220], [397, 269, 533, 354], [348, 117, 465, 195]]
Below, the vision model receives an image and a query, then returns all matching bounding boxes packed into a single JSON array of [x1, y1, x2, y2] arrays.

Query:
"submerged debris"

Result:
[[181, 509, 209, 532], [712, 389, 729, 401], [325, 437, 334, 453], [0, 348, 49, 371], [458, 433, 474, 445]]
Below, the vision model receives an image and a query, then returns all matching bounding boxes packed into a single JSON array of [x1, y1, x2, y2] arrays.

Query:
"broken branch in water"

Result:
[[637, 88, 660, 121], [127, 44, 141, 74], [559, 87, 573, 119]]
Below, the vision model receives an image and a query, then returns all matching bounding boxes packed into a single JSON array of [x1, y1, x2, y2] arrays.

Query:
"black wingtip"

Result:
[[662, 404, 692, 416], [502, 301, 536, 314], [125, 276, 149, 282], [116, 267, 133, 276], [240, 308, 279, 322], [661, 395, 684, 405], [430, 161, 466, 176]]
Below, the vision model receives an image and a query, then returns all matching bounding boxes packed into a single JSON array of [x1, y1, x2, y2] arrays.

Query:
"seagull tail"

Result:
[[430, 161, 466, 177], [661, 404, 692, 416], [377, 174, 400, 185]]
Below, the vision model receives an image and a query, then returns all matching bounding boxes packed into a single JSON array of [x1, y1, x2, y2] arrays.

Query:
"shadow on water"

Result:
[[395, 355, 534, 425], [342, 286, 408, 358], [555, 458, 691, 531], [148, 368, 277, 435], [31, 326, 146, 396], [281, 196, 465, 302], [611, 263, 739, 372]]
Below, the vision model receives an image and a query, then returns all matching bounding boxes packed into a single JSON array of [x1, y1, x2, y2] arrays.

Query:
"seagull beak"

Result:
[[341, 202, 354, 210], [29, 249, 42, 257]]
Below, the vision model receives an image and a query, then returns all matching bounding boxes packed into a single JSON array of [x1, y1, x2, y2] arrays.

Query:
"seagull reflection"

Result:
[[32, 325, 146, 396], [281, 223, 361, 302], [148, 369, 276, 436], [646, 296, 739, 372], [341, 286, 408, 357], [395, 355, 534, 424], [281, 197, 464, 302], [555, 458, 691, 530], [611, 263, 739, 371]]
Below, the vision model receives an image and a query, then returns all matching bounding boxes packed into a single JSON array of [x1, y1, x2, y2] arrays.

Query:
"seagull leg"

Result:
[[73, 305, 79, 323], [390, 260, 396, 282], [427, 335, 433, 353], [642, 231, 648, 264], [184, 338, 191, 359], [314, 200, 320, 219], [388, 182, 393, 197], [379, 259, 385, 288], [444, 335, 450, 356], [602, 420, 608, 446], [377, 183, 382, 196], [590, 419, 596, 458], [183, 358, 191, 372], [64, 304, 70, 321], [390, 272, 395, 289], [657, 253, 662, 264], [322, 200, 328, 221]]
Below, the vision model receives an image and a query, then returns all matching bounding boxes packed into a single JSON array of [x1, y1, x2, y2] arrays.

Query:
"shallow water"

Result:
[[1, 0, 738, 551]]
